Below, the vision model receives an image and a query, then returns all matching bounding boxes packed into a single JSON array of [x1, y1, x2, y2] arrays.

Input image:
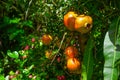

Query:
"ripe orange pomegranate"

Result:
[[74, 14, 93, 34], [67, 58, 80, 71], [64, 11, 78, 31], [42, 34, 52, 45], [65, 46, 78, 58]]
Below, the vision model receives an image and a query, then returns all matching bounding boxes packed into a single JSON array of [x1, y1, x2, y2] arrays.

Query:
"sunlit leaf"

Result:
[[23, 65, 34, 74], [22, 20, 33, 28], [7, 50, 19, 59], [81, 65, 87, 80], [9, 18, 20, 24], [0, 75, 4, 80], [103, 16, 120, 80]]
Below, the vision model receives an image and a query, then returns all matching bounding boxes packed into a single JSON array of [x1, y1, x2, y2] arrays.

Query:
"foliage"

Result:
[[0, 0, 120, 80], [103, 16, 120, 80], [82, 37, 94, 80]]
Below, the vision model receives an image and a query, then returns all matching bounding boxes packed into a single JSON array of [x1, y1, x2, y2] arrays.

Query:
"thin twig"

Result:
[[50, 32, 67, 65], [25, 0, 33, 20], [52, 0, 57, 6]]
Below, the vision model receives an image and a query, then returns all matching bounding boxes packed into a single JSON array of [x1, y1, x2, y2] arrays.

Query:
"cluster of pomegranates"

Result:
[[65, 46, 80, 72], [64, 11, 93, 72], [64, 11, 93, 34], [40, 11, 93, 75]]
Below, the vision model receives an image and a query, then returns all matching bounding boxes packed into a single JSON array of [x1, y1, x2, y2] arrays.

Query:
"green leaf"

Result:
[[7, 50, 19, 59], [82, 37, 94, 80], [9, 29, 24, 40], [81, 65, 87, 80], [22, 20, 33, 28], [0, 75, 4, 80], [103, 16, 120, 80], [23, 65, 34, 74], [9, 71, 15, 75], [3, 16, 10, 24], [9, 18, 20, 24], [3, 17, 20, 24]]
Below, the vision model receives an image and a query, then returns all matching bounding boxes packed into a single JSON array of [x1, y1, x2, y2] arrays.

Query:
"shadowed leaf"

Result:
[[82, 37, 94, 80]]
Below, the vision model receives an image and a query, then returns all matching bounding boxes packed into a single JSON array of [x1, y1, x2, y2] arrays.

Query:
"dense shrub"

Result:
[[0, 0, 120, 80]]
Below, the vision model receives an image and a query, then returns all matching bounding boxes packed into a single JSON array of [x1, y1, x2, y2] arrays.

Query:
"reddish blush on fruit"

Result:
[[57, 75, 65, 80], [15, 70, 20, 75], [31, 38, 35, 42], [57, 57, 61, 63], [29, 75, 33, 78], [24, 45, 30, 50], [61, 75, 65, 80], [65, 46, 78, 58], [64, 11, 78, 31]]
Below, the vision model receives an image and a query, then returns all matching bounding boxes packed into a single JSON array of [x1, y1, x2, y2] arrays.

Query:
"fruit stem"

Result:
[[50, 32, 67, 65]]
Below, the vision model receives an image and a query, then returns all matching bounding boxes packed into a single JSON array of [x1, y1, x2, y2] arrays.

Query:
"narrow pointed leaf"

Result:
[[82, 37, 94, 80]]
